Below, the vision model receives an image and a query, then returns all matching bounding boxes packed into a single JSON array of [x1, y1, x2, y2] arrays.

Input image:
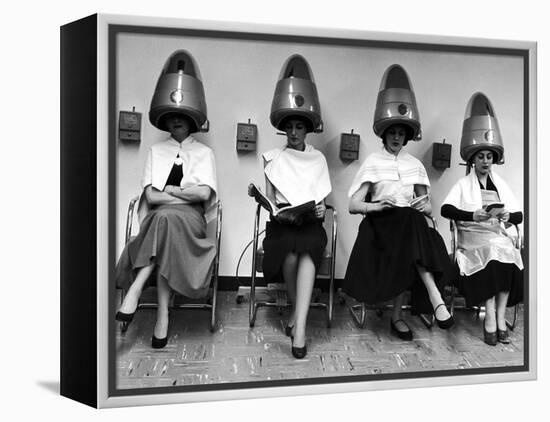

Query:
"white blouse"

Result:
[[349, 147, 430, 206], [263, 144, 331, 206], [139, 135, 218, 221]]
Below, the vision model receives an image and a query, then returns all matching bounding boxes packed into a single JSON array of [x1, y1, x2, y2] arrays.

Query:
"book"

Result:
[[484, 202, 505, 217], [409, 193, 430, 208], [248, 183, 316, 218]]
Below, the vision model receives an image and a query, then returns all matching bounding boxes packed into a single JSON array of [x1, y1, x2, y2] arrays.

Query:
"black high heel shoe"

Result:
[[390, 318, 413, 341], [152, 335, 168, 349], [483, 323, 498, 346], [434, 303, 455, 329], [115, 310, 136, 323], [497, 328, 510, 344], [291, 338, 307, 359], [285, 323, 294, 338]]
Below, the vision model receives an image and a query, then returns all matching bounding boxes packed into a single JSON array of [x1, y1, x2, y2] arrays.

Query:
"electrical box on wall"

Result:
[[432, 140, 452, 169], [119, 110, 142, 142], [236, 120, 258, 151], [340, 130, 360, 161]]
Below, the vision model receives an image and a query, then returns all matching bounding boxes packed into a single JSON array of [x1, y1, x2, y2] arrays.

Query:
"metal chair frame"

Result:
[[244, 203, 338, 328], [349, 214, 442, 329], [448, 218, 521, 330], [118, 196, 222, 332]]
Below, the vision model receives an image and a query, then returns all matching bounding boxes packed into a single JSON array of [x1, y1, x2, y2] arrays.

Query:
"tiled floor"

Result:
[[116, 291, 524, 389]]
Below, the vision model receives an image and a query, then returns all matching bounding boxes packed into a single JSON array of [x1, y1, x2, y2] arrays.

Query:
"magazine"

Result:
[[484, 202, 505, 217], [481, 190, 505, 217], [408, 193, 430, 208], [248, 183, 316, 217]]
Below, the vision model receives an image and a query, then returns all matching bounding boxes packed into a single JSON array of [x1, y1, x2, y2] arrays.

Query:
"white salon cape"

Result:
[[263, 144, 331, 205], [138, 135, 218, 222], [348, 147, 430, 205], [442, 170, 523, 276]]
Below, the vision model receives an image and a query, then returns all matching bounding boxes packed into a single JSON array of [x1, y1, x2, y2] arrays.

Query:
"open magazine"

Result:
[[481, 190, 505, 217], [484, 202, 505, 217], [408, 193, 430, 208], [385, 193, 430, 208], [248, 183, 316, 217]]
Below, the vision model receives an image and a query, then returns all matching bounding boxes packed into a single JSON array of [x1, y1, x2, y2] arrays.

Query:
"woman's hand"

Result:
[[497, 208, 510, 223], [412, 199, 432, 216], [163, 185, 177, 195], [145, 185, 186, 205], [314, 203, 326, 219], [473, 208, 490, 222], [372, 196, 396, 212]]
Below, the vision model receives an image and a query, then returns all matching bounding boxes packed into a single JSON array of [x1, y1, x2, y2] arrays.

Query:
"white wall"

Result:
[[116, 32, 524, 277]]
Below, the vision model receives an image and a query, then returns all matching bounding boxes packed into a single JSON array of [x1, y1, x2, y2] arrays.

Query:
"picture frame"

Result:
[[60, 13, 537, 408]]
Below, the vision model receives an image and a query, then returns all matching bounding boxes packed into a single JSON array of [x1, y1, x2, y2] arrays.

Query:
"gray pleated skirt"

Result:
[[115, 203, 216, 298]]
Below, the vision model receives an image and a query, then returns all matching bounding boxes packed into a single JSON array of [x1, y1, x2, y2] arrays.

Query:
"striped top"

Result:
[[348, 147, 430, 207]]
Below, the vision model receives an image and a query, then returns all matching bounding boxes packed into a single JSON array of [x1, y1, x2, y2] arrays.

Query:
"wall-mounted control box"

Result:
[[236, 121, 258, 151], [340, 131, 360, 161], [119, 110, 142, 142], [432, 141, 452, 169]]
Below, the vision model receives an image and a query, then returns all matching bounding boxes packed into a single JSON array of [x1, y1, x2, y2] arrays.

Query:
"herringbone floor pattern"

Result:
[[116, 291, 524, 389]]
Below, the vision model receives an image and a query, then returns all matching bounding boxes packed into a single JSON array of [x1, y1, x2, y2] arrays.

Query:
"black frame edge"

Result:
[[60, 13, 98, 408]]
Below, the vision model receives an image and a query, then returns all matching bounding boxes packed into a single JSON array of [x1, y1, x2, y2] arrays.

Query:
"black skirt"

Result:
[[454, 261, 523, 307], [262, 217, 327, 283], [343, 207, 453, 314]]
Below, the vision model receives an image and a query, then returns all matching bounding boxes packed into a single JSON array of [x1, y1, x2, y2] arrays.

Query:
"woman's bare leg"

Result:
[[495, 291, 510, 331], [391, 292, 409, 331], [118, 263, 155, 314], [153, 276, 171, 339], [484, 296, 497, 332], [282, 252, 298, 327], [292, 253, 316, 348], [416, 265, 451, 320]]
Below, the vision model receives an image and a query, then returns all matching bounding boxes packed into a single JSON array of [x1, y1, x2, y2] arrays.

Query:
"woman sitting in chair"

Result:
[[343, 64, 454, 341], [115, 50, 218, 349], [250, 54, 331, 359], [441, 92, 523, 346]]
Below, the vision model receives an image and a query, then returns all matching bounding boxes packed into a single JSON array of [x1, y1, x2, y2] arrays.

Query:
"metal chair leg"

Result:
[[327, 275, 334, 327], [249, 275, 257, 327], [349, 302, 367, 328], [210, 277, 218, 333], [248, 206, 260, 328], [419, 313, 435, 328]]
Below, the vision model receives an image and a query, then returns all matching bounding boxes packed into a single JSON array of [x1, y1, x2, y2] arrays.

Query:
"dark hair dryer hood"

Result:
[[460, 92, 504, 164], [373, 64, 421, 141], [149, 50, 208, 133], [270, 54, 323, 133]]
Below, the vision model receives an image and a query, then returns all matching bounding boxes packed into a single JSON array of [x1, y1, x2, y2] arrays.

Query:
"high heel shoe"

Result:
[[483, 324, 498, 346], [116, 297, 139, 324], [497, 328, 510, 344], [285, 323, 294, 338], [115, 310, 136, 323], [151, 335, 168, 349], [390, 318, 413, 341], [291, 339, 307, 359], [434, 303, 455, 329]]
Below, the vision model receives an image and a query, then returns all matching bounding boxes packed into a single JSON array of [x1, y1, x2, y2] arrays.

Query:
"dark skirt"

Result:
[[342, 207, 453, 314], [262, 217, 327, 283], [454, 260, 523, 307], [115, 203, 216, 299]]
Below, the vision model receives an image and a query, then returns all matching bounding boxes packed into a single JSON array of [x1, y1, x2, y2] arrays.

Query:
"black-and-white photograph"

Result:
[[107, 18, 531, 396]]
